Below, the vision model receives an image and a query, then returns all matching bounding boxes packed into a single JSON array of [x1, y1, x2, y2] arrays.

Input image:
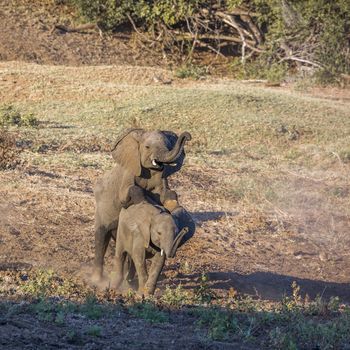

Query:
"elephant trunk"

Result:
[[160, 238, 173, 259], [158, 132, 191, 163], [168, 227, 189, 258]]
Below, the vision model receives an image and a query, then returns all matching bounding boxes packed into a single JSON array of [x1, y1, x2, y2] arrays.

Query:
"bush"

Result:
[[71, 1, 350, 82], [72, 0, 198, 30], [0, 128, 21, 170], [161, 284, 189, 307], [0, 105, 38, 128], [175, 63, 207, 80]]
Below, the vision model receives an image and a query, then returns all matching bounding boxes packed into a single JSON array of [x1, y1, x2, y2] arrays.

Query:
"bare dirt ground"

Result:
[[0, 0, 164, 67], [0, 61, 348, 297], [0, 1, 350, 348], [0, 61, 349, 348]]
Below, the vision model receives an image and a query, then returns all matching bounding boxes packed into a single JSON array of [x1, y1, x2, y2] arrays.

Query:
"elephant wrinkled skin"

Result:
[[110, 202, 189, 295], [93, 129, 192, 281]]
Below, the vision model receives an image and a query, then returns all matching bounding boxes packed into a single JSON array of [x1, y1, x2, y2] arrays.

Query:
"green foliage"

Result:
[[194, 273, 216, 304], [20, 270, 56, 297], [195, 308, 239, 340], [72, 0, 200, 30], [79, 294, 105, 319], [175, 63, 207, 80], [305, 0, 350, 79], [19, 269, 91, 298], [194, 303, 350, 348], [0, 105, 38, 127], [269, 311, 350, 350], [86, 325, 102, 337], [66, 330, 84, 345], [71, 1, 349, 81], [29, 298, 66, 324], [20, 269, 80, 298], [161, 284, 189, 307], [129, 302, 169, 323], [243, 0, 350, 81], [231, 57, 288, 83]]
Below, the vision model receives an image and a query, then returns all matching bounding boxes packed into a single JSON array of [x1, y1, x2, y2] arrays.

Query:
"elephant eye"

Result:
[[145, 145, 150, 149]]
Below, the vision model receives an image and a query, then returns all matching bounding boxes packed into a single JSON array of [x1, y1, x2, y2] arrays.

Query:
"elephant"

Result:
[[93, 128, 192, 281], [110, 201, 189, 295]]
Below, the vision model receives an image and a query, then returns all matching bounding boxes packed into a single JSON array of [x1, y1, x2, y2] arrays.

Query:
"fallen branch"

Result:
[[241, 14, 264, 44], [215, 11, 265, 55], [279, 56, 323, 68], [196, 41, 226, 58], [53, 23, 102, 37], [126, 13, 153, 43], [241, 79, 268, 83], [172, 31, 263, 53]]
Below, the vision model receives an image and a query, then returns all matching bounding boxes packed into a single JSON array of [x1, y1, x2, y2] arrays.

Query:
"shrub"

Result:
[[86, 325, 102, 337], [175, 64, 207, 80], [161, 284, 189, 307], [0, 105, 38, 127], [0, 128, 21, 170], [129, 302, 169, 323], [71, 0, 350, 82], [72, 0, 198, 30]]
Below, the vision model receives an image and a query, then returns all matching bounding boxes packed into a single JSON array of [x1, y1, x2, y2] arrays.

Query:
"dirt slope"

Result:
[[0, 61, 349, 302], [0, 0, 160, 67]]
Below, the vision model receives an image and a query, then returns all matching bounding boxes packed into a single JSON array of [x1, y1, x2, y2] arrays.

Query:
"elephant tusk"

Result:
[[161, 249, 164, 256], [152, 159, 157, 166]]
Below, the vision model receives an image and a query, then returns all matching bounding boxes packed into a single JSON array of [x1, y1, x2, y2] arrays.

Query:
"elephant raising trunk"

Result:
[[169, 227, 189, 258], [158, 132, 192, 163]]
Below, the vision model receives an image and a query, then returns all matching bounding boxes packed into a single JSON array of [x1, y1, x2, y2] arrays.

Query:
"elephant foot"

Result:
[[110, 271, 122, 290], [143, 283, 156, 296], [91, 267, 103, 284], [137, 289, 151, 297]]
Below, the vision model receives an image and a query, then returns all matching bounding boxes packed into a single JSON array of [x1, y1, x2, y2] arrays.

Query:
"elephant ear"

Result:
[[161, 130, 186, 178], [137, 220, 151, 249], [128, 207, 151, 249], [111, 128, 144, 176]]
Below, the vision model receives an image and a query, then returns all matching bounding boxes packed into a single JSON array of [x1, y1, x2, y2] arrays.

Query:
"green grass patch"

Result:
[[175, 64, 207, 80], [129, 302, 169, 324], [0, 105, 38, 127], [2, 276, 350, 349], [86, 325, 102, 337]]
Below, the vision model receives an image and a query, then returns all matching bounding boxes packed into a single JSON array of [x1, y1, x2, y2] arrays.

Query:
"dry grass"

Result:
[[0, 61, 349, 292], [1, 60, 350, 350]]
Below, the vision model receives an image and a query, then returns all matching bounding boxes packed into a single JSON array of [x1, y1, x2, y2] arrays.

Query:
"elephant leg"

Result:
[[144, 253, 165, 295], [124, 254, 136, 282], [132, 251, 148, 292], [93, 226, 112, 281], [110, 249, 125, 290]]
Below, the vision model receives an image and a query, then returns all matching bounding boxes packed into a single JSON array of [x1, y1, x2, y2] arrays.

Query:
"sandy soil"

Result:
[[0, 1, 350, 348]]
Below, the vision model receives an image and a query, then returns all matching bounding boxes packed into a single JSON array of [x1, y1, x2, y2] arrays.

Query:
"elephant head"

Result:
[[138, 211, 188, 258], [111, 129, 192, 177]]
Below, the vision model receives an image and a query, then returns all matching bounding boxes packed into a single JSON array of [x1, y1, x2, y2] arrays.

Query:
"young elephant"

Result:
[[110, 202, 188, 295], [93, 129, 192, 281]]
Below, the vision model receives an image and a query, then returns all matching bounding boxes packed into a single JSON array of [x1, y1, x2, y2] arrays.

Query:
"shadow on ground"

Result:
[[190, 211, 237, 224], [176, 271, 350, 302]]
